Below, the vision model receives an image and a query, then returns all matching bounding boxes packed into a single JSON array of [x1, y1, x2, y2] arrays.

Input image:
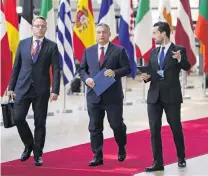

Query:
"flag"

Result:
[[57, 0, 76, 85], [0, 0, 12, 96], [19, 0, 33, 40], [119, 0, 137, 78], [40, 0, 56, 42], [73, 0, 96, 63], [158, 0, 173, 32], [98, 0, 120, 45], [175, 0, 196, 69], [134, 0, 155, 63], [4, 0, 19, 64], [203, 46, 208, 72], [195, 0, 208, 72], [40, 0, 56, 87]]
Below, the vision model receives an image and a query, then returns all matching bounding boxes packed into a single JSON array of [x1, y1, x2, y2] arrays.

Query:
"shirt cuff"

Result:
[[178, 56, 181, 63]]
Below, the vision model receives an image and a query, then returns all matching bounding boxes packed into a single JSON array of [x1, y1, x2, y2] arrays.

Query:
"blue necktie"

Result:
[[159, 47, 165, 69], [34, 40, 40, 53], [33, 40, 40, 63]]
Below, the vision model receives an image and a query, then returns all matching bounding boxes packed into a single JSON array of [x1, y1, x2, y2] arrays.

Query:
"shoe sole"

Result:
[[35, 163, 43, 166], [88, 162, 103, 166]]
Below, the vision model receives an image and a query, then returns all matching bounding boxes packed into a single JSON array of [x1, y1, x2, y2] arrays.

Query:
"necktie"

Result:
[[33, 40, 40, 55], [32, 40, 40, 63], [99, 47, 105, 67], [159, 47, 165, 69]]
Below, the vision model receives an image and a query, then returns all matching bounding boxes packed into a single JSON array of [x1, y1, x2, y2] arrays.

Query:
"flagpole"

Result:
[[140, 58, 146, 103], [181, 70, 191, 99], [202, 73, 208, 97], [122, 76, 133, 106], [78, 83, 87, 111], [57, 71, 73, 114], [0, 95, 4, 126]]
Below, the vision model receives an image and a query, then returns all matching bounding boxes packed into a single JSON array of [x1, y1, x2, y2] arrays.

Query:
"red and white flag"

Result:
[[175, 0, 196, 69], [0, 0, 12, 96]]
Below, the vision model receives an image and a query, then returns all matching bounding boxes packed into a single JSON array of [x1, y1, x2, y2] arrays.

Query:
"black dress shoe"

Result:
[[145, 163, 164, 172], [34, 156, 43, 166], [118, 147, 126, 162], [88, 157, 103, 166], [20, 147, 33, 161], [178, 158, 186, 168]]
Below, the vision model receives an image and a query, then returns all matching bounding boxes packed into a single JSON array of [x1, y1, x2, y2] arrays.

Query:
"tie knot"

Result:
[[35, 40, 40, 46], [100, 46, 104, 50], [161, 47, 165, 51]]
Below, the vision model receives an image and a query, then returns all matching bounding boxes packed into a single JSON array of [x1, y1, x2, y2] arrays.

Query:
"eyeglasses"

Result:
[[33, 24, 47, 29]]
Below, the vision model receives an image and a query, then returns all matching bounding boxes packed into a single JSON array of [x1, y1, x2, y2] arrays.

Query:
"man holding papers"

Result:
[[79, 23, 131, 166], [141, 22, 191, 172]]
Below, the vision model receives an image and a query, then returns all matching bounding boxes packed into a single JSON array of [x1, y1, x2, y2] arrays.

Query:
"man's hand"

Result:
[[86, 78, 95, 88], [172, 50, 181, 60], [104, 69, 115, 77], [141, 73, 151, 81], [7, 91, 15, 100], [50, 93, 58, 102]]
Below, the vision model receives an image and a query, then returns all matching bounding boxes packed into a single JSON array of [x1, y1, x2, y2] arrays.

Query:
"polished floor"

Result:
[[1, 74, 208, 175]]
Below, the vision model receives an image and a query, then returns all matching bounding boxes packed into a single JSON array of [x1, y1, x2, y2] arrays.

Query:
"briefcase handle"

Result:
[[8, 98, 14, 103]]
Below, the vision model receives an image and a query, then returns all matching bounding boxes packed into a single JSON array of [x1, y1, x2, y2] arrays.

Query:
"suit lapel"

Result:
[[163, 43, 175, 69], [101, 42, 114, 68], [152, 47, 160, 70], [25, 37, 33, 63], [92, 44, 100, 69]]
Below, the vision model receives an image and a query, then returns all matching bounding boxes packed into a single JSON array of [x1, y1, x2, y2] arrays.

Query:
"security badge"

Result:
[[157, 70, 164, 78]]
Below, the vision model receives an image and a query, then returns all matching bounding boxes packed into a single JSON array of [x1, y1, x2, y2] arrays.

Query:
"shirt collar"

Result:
[[98, 42, 109, 50], [33, 36, 44, 43], [161, 42, 171, 50]]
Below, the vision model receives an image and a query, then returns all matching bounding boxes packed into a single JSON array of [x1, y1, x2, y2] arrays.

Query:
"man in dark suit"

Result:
[[141, 22, 191, 172], [8, 16, 60, 166], [79, 23, 131, 166]]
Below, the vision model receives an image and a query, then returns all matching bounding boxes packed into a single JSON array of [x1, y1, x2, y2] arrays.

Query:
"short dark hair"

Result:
[[32, 16, 47, 24], [153, 21, 170, 38]]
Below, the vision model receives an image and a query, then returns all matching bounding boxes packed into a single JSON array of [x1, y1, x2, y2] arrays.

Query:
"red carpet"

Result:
[[1, 117, 208, 176]]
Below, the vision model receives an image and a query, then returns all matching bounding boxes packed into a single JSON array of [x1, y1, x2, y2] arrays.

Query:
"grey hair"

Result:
[[96, 23, 110, 31]]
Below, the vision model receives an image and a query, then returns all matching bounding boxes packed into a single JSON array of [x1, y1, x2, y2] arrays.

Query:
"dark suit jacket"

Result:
[[146, 43, 191, 104], [9, 37, 60, 98], [79, 42, 131, 104]]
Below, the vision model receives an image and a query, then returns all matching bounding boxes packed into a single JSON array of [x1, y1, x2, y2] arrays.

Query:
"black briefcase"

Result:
[[1, 101, 15, 128]]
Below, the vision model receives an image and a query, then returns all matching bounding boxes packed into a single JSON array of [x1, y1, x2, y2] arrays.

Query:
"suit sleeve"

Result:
[[143, 51, 153, 83], [114, 48, 132, 78], [8, 42, 22, 91], [51, 44, 61, 95], [178, 47, 191, 71], [78, 50, 90, 83]]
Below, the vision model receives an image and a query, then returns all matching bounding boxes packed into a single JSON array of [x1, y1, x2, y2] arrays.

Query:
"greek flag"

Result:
[[57, 0, 76, 85]]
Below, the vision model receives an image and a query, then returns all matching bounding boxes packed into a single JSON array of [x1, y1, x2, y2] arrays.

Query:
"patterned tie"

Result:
[[32, 40, 40, 63], [99, 47, 105, 67], [159, 47, 165, 69]]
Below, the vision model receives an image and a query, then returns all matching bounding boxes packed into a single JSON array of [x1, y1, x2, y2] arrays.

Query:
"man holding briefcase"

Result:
[[7, 16, 60, 166], [79, 23, 131, 166]]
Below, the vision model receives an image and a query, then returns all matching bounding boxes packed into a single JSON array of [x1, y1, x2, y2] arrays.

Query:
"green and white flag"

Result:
[[134, 0, 154, 62], [40, 0, 55, 42]]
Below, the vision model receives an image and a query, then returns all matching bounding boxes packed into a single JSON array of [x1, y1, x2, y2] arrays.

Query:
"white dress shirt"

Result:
[[98, 42, 109, 61], [158, 42, 181, 65], [32, 36, 44, 44], [85, 42, 110, 84], [158, 42, 171, 65]]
